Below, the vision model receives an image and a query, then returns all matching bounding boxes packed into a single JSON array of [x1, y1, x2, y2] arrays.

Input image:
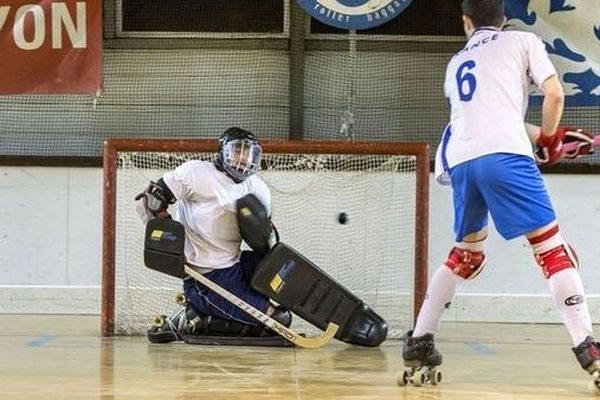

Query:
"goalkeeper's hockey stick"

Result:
[[563, 134, 600, 153], [184, 264, 339, 349]]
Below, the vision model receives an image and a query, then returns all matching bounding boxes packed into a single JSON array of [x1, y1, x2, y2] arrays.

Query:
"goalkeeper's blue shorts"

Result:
[[183, 251, 269, 326]]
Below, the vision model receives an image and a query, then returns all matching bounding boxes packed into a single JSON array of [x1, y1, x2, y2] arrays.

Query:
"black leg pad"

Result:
[[251, 243, 388, 346]]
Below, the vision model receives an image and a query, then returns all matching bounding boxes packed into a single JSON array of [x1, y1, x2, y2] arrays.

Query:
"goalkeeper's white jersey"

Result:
[[440, 27, 557, 171], [162, 160, 271, 270]]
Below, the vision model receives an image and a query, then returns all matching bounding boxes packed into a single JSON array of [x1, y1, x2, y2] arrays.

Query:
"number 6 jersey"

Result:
[[441, 27, 557, 170]]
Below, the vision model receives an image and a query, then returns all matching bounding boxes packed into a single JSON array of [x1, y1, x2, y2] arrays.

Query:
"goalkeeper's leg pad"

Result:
[[251, 242, 388, 346]]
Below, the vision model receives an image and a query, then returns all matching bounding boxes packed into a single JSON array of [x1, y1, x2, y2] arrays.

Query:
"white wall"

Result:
[[430, 173, 600, 322], [0, 167, 102, 314], [1, 166, 599, 323]]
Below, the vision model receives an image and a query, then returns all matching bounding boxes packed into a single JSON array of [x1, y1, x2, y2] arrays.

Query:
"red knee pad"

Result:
[[445, 247, 486, 280], [535, 244, 578, 278]]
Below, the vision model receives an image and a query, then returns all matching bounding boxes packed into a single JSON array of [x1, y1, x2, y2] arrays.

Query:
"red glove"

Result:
[[535, 128, 566, 166], [562, 127, 595, 159]]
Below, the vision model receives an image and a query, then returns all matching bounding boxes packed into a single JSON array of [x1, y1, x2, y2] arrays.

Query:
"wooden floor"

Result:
[[1, 315, 598, 399]]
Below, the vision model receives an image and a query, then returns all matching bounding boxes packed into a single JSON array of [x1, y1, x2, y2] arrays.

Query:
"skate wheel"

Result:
[[152, 315, 166, 327], [413, 370, 426, 387], [589, 379, 600, 394], [430, 368, 443, 385], [396, 370, 410, 386], [175, 293, 186, 305]]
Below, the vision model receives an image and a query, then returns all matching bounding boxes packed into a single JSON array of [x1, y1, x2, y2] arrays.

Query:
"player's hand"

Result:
[[562, 127, 595, 159], [535, 128, 566, 166]]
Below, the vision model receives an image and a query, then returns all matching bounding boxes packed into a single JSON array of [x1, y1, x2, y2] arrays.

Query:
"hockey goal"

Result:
[[102, 139, 430, 339]]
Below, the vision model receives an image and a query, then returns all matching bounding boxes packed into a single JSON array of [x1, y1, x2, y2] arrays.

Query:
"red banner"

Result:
[[0, 0, 102, 94]]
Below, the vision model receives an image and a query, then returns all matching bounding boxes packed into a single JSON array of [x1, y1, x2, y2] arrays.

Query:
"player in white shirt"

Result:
[[138, 128, 292, 343], [400, 0, 599, 387]]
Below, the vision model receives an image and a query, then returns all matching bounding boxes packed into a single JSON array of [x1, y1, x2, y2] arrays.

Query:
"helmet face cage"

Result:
[[220, 138, 262, 182]]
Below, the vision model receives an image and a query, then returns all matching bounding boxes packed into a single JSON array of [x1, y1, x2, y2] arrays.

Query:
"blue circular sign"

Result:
[[297, 0, 413, 30]]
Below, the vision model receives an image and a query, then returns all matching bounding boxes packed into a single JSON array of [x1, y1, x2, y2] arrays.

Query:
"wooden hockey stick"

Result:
[[184, 264, 339, 349]]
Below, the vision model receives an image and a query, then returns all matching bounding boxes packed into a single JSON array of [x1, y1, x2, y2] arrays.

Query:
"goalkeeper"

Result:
[[137, 127, 292, 345]]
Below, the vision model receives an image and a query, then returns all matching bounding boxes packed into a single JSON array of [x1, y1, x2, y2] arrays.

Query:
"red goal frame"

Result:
[[102, 139, 430, 336]]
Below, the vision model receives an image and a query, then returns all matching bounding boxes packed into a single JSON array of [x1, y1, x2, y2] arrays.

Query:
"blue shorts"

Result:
[[183, 251, 269, 326], [450, 153, 556, 242]]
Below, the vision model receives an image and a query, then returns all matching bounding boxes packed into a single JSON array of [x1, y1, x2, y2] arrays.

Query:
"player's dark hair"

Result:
[[461, 0, 505, 28]]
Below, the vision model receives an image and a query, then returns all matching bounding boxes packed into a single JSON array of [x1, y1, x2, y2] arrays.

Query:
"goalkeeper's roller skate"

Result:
[[397, 330, 443, 386], [147, 293, 192, 343], [573, 336, 600, 393]]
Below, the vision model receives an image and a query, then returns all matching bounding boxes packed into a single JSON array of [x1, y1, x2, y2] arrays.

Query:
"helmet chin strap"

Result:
[[227, 174, 245, 184], [214, 157, 246, 183]]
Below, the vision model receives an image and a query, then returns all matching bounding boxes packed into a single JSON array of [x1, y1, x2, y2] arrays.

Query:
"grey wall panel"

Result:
[[304, 52, 450, 107], [102, 50, 289, 107], [1, 45, 598, 162], [93, 107, 290, 139], [0, 49, 290, 157], [303, 107, 449, 142], [303, 51, 451, 141], [0, 108, 289, 156]]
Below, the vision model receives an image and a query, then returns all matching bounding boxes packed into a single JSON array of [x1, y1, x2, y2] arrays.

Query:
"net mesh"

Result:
[[114, 150, 417, 339], [1, 1, 597, 165]]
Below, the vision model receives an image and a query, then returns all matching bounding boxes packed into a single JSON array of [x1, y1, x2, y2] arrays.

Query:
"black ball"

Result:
[[337, 212, 348, 225]]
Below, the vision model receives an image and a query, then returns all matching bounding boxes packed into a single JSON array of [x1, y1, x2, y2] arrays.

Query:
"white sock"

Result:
[[413, 265, 464, 337], [548, 268, 593, 346]]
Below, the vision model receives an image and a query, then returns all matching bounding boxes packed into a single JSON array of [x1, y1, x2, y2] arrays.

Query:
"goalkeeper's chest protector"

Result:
[[162, 160, 271, 269]]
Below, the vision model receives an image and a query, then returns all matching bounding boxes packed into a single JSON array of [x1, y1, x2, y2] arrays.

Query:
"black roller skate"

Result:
[[397, 330, 443, 386], [573, 336, 600, 392], [148, 307, 186, 343], [147, 293, 198, 343], [148, 293, 294, 345]]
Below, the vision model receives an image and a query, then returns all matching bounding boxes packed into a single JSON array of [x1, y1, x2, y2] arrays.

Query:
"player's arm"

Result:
[[539, 74, 564, 139], [535, 75, 566, 165], [526, 31, 565, 165], [526, 32, 564, 140], [136, 160, 207, 223]]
